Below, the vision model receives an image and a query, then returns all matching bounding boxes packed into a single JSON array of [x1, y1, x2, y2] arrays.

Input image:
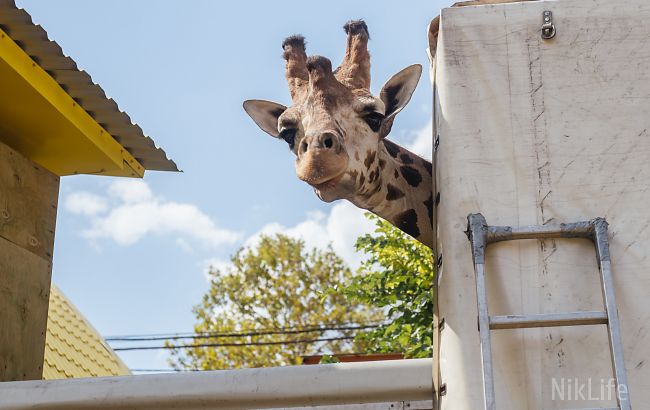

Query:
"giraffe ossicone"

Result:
[[244, 20, 433, 249]]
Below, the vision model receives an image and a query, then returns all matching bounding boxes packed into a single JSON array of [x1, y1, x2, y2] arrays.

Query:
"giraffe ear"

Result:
[[378, 64, 422, 138], [243, 100, 287, 137]]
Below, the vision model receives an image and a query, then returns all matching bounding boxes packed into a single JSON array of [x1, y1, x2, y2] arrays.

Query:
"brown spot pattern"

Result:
[[424, 193, 434, 225], [394, 209, 420, 238], [399, 153, 414, 164], [364, 150, 376, 169], [400, 165, 422, 187], [422, 159, 432, 175], [367, 183, 382, 197], [368, 169, 378, 183], [383, 139, 400, 158], [386, 184, 405, 201]]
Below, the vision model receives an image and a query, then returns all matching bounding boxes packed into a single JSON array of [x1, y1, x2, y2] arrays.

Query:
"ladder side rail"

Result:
[[467, 214, 497, 410], [593, 219, 631, 410], [475, 262, 496, 410]]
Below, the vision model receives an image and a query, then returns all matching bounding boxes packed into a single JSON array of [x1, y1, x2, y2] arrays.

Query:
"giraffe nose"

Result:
[[300, 132, 340, 154]]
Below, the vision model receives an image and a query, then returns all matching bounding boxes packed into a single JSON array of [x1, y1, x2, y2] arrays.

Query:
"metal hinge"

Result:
[[541, 10, 556, 39]]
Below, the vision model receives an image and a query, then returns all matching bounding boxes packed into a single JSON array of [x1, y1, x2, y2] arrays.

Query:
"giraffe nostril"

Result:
[[301, 141, 309, 153], [324, 136, 333, 149]]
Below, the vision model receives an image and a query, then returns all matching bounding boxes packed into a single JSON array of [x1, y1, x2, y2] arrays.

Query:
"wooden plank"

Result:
[[0, 140, 58, 381], [0, 234, 52, 381], [0, 140, 59, 261]]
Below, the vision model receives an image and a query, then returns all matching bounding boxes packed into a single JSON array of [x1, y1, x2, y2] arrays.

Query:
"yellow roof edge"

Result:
[[0, 27, 145, 178], [46, 284, 132, 378]]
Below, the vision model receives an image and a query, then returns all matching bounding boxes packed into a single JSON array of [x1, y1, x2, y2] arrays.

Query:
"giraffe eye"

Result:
[[363, 112, 384, 132], [279, 128, 297, 149]]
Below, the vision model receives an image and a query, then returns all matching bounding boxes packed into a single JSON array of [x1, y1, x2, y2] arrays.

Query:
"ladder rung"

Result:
[[489, 311, 608, 330], [487, 222, 594, 243]]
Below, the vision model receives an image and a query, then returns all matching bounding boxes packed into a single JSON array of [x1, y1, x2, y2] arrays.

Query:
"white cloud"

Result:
[[201, 257, 231, 281], [175, 238, 193, 253], [244, 202, 376, 268], [68, 181, 377, 283], [65, 192, 108, 216], [108, 180, 153, 203], [405, 120, 433, 160], [68, 181, 243, 250], [326, 203, 376, 264]]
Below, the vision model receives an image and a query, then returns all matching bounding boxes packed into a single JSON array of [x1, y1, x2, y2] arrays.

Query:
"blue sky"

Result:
[[18, 0, 444, 371]]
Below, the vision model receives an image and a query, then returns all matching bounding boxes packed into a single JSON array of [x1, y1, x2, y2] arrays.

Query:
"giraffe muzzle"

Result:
[[298, 132, 342, 154], [296, 132, 348, 187]]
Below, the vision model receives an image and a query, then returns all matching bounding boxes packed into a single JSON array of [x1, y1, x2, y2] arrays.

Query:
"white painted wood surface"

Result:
[[266, 400, 433, 410], [433, 0, 650, 408], [0, 359, 433, 410]]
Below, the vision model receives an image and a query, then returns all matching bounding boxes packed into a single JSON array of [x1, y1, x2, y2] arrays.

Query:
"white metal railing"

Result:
[[0, 359, 433, 410]]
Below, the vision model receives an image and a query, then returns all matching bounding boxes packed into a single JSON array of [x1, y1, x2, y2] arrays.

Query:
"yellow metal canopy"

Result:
[[0, 1, 178, 177]]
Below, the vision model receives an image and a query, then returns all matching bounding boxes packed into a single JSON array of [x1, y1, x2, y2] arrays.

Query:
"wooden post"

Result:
[[0, 140, 59, 381]]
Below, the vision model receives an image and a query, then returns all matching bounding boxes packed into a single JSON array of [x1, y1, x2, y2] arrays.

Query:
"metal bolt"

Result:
[[541, 11, 556, 40]]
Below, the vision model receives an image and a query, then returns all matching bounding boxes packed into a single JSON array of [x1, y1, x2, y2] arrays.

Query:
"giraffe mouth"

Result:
[[311, 172, 345, 191]]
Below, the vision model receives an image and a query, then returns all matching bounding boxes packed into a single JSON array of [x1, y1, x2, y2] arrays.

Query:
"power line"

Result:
[[106, 324, 381, 342], [105, 321, 384, 340], [113, 336, 354, 351]]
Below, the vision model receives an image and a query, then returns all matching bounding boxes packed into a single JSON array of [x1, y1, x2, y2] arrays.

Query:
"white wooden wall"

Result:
[[433, 0, 650, 408]]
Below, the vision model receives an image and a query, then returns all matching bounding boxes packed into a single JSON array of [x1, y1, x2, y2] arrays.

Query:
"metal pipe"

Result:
[[0, 359, 433, 410], [594, 219, 631, 410], [466, 214, 496, 410], [489, 311, 608, 330], [486, 220, 595, 243]]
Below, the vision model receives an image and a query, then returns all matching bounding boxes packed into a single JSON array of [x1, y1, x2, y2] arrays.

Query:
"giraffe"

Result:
[[243, 20, 434, 249]]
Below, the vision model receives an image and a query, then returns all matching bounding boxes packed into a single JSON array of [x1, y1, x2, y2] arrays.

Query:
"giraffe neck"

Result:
[[348, 139, 433, 249]]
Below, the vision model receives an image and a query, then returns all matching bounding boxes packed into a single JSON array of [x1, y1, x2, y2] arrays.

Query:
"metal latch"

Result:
[[541, 10, 556, 39]]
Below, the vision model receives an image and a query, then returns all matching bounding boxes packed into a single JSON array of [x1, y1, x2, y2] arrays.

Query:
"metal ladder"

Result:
[[465, 213, 631, 410]]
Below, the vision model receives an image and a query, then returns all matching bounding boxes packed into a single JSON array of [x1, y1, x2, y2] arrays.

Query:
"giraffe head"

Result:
[[244, 21, 421, 204]]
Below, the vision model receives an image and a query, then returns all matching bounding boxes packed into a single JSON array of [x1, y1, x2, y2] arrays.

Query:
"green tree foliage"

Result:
[[168, 234, 382, 370], [335, 214, 435, 358]]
